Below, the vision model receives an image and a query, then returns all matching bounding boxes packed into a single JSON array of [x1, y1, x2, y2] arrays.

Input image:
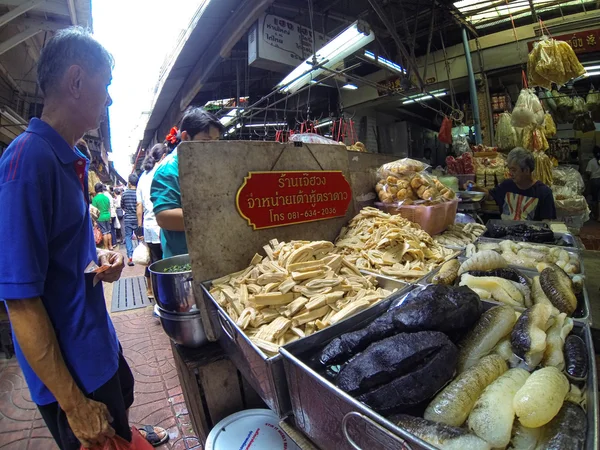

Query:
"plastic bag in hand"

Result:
[[495, 113, 518, 150], [81, 428, 154, 450], [512, 89, 545, 128], [132, 243, 151, 266], [438, 116, 452, 144]]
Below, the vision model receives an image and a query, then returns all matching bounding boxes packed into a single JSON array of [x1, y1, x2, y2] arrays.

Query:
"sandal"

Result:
[[138, 425, 169, 447]]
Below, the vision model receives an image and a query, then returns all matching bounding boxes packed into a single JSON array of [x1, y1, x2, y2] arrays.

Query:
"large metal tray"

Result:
[[484, 219, 582, 249], [200, 276, 413, 418], [420, 264, 592, 324], [281, 299, 599, 450]]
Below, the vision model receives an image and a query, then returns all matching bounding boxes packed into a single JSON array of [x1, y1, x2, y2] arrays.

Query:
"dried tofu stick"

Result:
[[265, 260, 286, 274], [323, 254, 343, 272], [325, 291, 345, 304], [305, 277, 342, 289], [239, 284, 249, 306], [304, 321, 316, 336], [362, 293, 384, 303], [299, 286, 333, 297], [247, 284, 262, 295], [341, 258, 363, 276], [285, 297, 308, 317], [288, 260, 326, 272], [236, 307, 255, 330], [251, 338, 279, 356], [278, 278, 297, 294], [305, 295, 328, 311], [263, 282, 281, 293], [291, 269, 326, 282], [290, 327, 305, 338], [250, 253, 263, 265], [211, 274, 232, 286], [263, 244, 275, 261], [255, 316, 291, 342], [292, 305, 330, 326], [323, 308, 336, 324], [257, 272, 287, 285], [252, 292, 293, 306], [329, 299, 371, 324], [284, 334, 300, 345], [315, 319, 329, 330], [269, 238, 279, 248]]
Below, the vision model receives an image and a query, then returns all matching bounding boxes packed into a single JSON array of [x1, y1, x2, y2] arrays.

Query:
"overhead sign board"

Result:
[[248, 14, 328, 72], [527, 29, 600, 54]]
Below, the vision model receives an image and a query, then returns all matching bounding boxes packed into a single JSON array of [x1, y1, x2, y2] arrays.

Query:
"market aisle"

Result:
[[0, 276, 201, 449]]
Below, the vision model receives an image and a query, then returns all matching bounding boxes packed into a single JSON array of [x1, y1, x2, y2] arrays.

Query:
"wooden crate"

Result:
[[170, 342, 265, 445]]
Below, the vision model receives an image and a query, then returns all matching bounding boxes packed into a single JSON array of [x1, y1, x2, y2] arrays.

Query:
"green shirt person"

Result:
[[92, 187, 111, 222], [151, 107, 224, 259]]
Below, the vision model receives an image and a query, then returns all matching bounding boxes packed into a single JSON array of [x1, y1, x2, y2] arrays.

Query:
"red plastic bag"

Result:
[[81, 428, 153, 450], [438, 116, 452, 144]]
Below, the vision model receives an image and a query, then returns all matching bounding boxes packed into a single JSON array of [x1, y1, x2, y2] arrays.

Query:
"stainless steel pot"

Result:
[[154, 305, 208, 348], [149, 254, 196, 313]]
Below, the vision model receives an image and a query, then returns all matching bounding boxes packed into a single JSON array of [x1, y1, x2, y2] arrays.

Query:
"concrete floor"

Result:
[[0, 244, 201, 450]]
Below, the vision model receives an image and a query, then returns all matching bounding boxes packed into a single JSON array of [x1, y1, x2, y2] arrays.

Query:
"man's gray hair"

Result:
[[507, 147, 535, 173], [37, 26, 113, 96]]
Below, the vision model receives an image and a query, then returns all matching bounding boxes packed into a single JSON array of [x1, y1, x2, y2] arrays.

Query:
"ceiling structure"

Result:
[[140, 0, 599, 148]]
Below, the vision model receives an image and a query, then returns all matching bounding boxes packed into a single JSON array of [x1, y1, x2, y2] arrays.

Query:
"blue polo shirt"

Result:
[[0, 119, 119, 406]]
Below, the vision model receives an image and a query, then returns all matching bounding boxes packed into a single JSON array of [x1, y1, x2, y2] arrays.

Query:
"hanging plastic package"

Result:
[[572, 96, 586, 115], [539, 90, 557, 112], [528, 36, 585, 87], [573, 113, 596, 133], [512, 89, 545, 128], [522, 125, 549, 152], [586, 89, 600, 112], [495, 112, 518, 150], [543, 113, 556, 137], [438, 116, 452, 144], [533, 151, 553, 185], [453, 134, 470, 155], [527, 37, 558, 90]]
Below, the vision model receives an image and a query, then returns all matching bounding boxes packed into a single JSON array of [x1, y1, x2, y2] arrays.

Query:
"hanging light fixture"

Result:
[[277, 21, 375, 94]]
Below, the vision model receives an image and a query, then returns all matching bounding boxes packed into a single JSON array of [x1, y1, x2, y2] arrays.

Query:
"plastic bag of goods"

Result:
[[512, 89, 545, 128], [375, 170, 455, 205], [539, 89, 557, 112], [533, 151, 553, 185], [528, 37, 585, 87], [495, 112, 518, 150], [572, 96, 586, 115], [542, 113, 556, 137], [288, 133, 341, 145], [445, 153, 474, 175], [376, 158, 427, 205], [522, 125, 549, 152], [453, 134, 471, 155], [552, 166, 585, 194], [573, 113, 596, 133], [586, 89, 600, 112], [438, 116, 452, 144], [378, 158, 427, 177]]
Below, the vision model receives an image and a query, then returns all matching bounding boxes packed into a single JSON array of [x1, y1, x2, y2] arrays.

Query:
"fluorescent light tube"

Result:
[[584, 65, 600, 71], [244, 122, 287, 128], [364, 50, 406, 74], [402, 91, 448, 104], [219, 109, 244, 127], [342, 83, 358, 90], [585, 71, 600, 77], [314, 120, 333, 129], [277, 21, 375, 94]]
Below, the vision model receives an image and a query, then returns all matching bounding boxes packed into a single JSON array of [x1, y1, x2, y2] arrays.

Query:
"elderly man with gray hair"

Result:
[[480, 147, 556, 221], [0, 27, 167, 449]]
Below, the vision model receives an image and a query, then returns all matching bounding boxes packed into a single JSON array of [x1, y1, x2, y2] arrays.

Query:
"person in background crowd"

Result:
[[121, 174, 140, 266], [586, 146, 600, 221], [151, 107, 224, 258], [0, 27, 168, 449], [114, 187, 124, 243], [137, 143, 168, 298], [92, 183, 113, 249], [479, 147, 556, 221], [104, 186, 117, 249]]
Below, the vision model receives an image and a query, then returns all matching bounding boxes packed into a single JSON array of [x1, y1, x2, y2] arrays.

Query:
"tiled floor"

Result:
[[0, 256, 201, 449]]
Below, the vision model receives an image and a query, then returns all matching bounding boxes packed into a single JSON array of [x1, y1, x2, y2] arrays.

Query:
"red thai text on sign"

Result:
[[236, 171, 352, 230]]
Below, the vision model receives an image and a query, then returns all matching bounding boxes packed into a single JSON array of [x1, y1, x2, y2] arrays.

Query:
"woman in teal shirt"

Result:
[[151, 108, 223, 258]]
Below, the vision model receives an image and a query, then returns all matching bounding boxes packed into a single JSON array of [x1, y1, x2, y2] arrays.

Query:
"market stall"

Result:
[[152, 139, 599, 450]]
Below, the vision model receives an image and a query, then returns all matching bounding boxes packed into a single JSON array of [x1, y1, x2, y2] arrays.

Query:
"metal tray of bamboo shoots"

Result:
[[420, 263, 591, 324], [280, 298, 598, 450], [200, 275, 413, 418], [484, 219, 582, 249]]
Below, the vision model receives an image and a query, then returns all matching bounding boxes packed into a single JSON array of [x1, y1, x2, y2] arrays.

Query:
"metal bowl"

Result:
[[154, 305, 207, 348], [149, 254, 197, 313], [457, 191, 485, 202]]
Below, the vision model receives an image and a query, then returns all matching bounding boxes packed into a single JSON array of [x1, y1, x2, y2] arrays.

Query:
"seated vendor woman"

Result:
[[480, 147, 556, 221]]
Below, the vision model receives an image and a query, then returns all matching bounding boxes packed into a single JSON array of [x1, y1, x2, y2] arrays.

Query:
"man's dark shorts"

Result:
[[97, 220, 111, 236], [37, 350, 134, 450]]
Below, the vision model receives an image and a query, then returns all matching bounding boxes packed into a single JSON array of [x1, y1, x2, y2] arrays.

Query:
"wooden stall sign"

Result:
[[236, 171, 352, 230]]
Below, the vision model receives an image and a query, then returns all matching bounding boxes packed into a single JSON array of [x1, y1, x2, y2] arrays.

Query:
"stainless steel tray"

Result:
[[200, 276, 414, 418], [420, 264, 592, 324], [484, 219, 582, 249], [281, 300, 598, 450]]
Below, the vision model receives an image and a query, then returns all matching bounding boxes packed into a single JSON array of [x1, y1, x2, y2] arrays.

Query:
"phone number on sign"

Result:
[[269, 208, 337, 223]]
